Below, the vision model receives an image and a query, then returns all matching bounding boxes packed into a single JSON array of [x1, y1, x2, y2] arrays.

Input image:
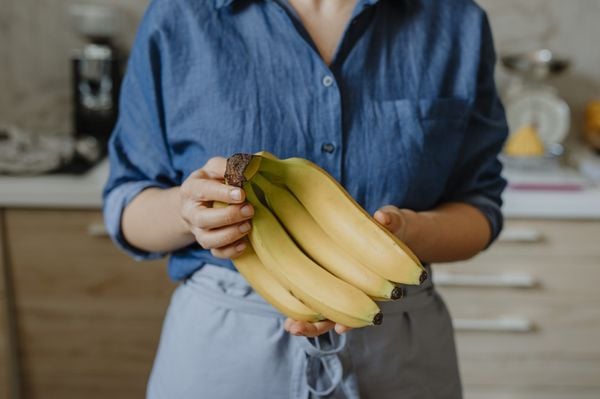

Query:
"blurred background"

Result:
[[1, 0, 599, 398]]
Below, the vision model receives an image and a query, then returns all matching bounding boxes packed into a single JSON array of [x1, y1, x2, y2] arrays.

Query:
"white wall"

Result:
[[1, 0, 598, 141]]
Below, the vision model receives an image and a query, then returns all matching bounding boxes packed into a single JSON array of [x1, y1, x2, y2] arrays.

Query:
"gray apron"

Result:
[[147, 265, 462, 399]]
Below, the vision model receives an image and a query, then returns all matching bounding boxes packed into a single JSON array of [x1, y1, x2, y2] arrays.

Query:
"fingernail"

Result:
[[240, 204, 253, 217], [235, 242, 246, 252], [239, 223, 251, 233], [376, 211, 390, 225], [230, 189, 242, 201]]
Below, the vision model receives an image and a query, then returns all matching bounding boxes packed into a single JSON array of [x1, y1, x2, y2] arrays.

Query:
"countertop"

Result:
[[0, 160, 108, 209], [0, 159, 599, 219]]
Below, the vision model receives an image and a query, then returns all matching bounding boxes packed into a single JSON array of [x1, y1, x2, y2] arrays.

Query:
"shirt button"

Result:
[[321, 143, 336, 153], [322, 75, 334, 87]]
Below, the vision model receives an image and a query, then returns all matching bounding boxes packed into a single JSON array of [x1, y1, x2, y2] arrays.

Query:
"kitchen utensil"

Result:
[[69, 4, 123, 152], [501, 49, 571, 166]]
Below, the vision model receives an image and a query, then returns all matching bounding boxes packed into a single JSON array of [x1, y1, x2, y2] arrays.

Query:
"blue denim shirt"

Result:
[[103, 0, 508, 281]]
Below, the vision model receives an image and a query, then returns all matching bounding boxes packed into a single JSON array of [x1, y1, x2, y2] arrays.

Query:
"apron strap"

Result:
[[291, 331, 360, 399]]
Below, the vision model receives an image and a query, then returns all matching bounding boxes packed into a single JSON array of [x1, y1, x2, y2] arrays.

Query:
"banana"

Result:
[[252, 173, 403, 300], [215, 200, 322, 321], [244, 183, 383, 328], [229, 154, 427, 285], [232, 245, 323, 322]]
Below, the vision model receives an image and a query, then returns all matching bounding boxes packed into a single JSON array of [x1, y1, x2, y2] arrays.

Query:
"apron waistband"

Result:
[[186, 264, 435, 316]]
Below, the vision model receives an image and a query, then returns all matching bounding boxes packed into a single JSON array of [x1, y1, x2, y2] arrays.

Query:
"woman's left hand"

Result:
[[283, 205, 410, 338]]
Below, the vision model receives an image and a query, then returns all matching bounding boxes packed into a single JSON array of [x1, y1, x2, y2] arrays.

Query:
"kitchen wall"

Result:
[[479, 0, 600, 146], [1, 0, 599, 138], [0, 0, 146, 133]]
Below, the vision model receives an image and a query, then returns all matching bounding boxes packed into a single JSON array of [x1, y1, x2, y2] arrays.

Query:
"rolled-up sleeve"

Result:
[[441, 14, 509, 245], [102, 4, 178, 260]]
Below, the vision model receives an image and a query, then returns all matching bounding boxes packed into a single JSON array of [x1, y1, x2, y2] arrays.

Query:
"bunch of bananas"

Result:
[[225, 152, 427, 328]]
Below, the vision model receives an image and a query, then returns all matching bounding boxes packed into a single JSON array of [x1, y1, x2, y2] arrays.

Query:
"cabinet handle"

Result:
[[498, 227, 543, 243], [453, 317, 534, 333], [87, 222, 109, 238], [433, 272, 538, 288]]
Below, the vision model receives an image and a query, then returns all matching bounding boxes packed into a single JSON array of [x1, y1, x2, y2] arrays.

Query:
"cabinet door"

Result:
[[0, 210, 9, 399], [6, 209, 175, 399], [436, 220, 600, 398]]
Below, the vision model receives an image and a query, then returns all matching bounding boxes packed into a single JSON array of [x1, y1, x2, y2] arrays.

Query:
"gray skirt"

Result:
[[147, 265, 462, 399]]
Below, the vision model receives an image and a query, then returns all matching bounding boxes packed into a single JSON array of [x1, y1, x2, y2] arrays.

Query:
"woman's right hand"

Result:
[[179, 157, 254, 259]]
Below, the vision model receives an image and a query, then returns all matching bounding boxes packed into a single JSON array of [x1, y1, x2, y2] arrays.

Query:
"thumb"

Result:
[[374, 206, 406, 236]]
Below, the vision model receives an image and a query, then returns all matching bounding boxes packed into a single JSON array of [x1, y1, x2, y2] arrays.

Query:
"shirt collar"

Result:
[[214, 0, 381, 10]]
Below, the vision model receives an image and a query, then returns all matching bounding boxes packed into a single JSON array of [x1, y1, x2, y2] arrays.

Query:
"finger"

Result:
[[334, 324, 353, 335], [210, 240, 248, 259], [310, 320, 336, 336], [191, 203, 254, 229], [374, 210, 391, 226], [374, 206, 404, 233], [194, 222, 251, 249], [203, 157, 227, 180], [184, 178, 245, 204], [284, 318, 295, 332], [288, 320, 335, 337]]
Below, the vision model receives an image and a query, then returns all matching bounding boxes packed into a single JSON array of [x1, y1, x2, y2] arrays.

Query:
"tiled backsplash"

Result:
[[1, 0, 599, 139]]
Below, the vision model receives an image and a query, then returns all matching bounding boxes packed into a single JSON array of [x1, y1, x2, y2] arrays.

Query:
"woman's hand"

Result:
[[179, 157, 254, 259], [374, 203, 492, 263]]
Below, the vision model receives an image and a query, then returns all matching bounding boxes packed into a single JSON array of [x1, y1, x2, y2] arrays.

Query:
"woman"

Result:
[[103, 0, 507, 397]]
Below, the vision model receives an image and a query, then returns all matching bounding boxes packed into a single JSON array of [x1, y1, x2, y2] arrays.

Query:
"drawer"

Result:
[[434, 219, 600, 391], [486, 220, 600, 258], [464, 387, 600, 399], [440, 287, 600, 389], [5, 209, 174, 399], [458, 348, 600, 390]]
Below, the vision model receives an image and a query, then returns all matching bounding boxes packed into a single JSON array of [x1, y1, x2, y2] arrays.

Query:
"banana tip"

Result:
[[419, 271, 428, 284], [390, 286, 405, 300], [373, 312, 384, 326]]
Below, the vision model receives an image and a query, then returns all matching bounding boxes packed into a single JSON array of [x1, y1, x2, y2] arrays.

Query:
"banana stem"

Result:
[[225, 153, 262, 187]]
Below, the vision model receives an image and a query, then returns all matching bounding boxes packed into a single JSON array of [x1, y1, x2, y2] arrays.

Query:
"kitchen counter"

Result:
[[0, 160, 108, 208], [1, 159, 599, 219], [503, 189, 600, 219]]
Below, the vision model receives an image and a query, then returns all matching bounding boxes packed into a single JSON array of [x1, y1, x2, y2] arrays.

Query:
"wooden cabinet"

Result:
[[4, 209, 174, 399], [0, 211, 10, 399], [3, 208, 599, 398], [436, 220, 600, 399]]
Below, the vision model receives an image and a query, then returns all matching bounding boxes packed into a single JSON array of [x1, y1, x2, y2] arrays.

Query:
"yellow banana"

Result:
[[215, 200, 322, 321], [252, 173, 403, 300], [233, 245, 323, 322], [244, 183, 383, 328], [231, 154, 426, 285]]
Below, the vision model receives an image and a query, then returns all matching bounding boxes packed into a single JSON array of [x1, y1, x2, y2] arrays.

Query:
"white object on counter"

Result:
[[0, 160, 108, 208]]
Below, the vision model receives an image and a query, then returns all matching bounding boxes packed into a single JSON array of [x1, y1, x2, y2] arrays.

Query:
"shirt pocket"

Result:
[[391, 98, 470, 206], [397, 97, 470, 167]]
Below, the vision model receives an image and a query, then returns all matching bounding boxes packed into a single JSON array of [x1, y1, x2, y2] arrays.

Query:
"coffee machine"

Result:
[[70, 5, 123, 160]]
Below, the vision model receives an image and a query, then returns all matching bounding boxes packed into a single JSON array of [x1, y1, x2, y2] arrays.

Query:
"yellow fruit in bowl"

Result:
[[504, 124, 545, 157]]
